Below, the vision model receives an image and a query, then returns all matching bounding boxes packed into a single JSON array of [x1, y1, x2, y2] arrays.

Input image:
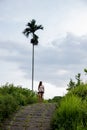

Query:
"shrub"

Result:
[[52, 83, 87, 130], [79, 99, 87, 128], [52, 95, 81, 130], [0, 94, 18, 121], [0, 83, 38, 121], [48, 96, 62, 103], [67, 84, 87, 100]]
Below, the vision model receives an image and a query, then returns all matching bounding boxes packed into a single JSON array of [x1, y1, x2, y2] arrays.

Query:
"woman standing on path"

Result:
[[38, 81, 44, 102]]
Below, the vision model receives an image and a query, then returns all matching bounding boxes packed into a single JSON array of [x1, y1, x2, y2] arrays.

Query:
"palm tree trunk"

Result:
[[32, 44, 34, 91]]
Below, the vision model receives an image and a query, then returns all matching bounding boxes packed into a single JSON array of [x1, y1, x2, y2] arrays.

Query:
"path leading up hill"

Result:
[[1, 103, 56, 130]]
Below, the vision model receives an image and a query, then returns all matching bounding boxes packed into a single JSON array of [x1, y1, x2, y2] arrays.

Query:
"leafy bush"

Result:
[[0, 83, 38, 121], [67, 84, 87, 100], [52, 83, 87, 130], [0, 94, 18, 121], [52, 95, 81, 130], [79, 99, 87, 128], [48, 96, 62, 103]]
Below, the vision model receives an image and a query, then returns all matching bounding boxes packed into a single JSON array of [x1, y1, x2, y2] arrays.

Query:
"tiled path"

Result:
[[1, 103, 56, 130]]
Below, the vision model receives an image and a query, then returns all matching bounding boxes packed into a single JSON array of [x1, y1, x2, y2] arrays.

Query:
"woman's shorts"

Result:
[[38, 92, 44, 94]]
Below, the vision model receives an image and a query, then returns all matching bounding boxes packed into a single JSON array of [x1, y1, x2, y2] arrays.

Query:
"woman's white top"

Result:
[[38, 85, 44, 92]]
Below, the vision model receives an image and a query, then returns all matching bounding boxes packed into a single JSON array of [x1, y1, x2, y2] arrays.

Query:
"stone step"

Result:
[[1, 103, 56, 130]]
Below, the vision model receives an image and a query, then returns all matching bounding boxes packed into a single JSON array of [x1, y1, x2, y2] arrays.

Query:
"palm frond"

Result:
[[27, 19, 36, 28], [36, 25, 43, 30], [23, 19, 43, 39], [23, 28, 31, 37], [26, 20, 43, 33], [25, 32, 30, 37], [31, 19, 36, 26]]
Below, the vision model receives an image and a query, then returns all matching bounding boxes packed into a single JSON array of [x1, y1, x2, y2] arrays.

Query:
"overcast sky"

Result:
[[0, 0, 87, 99]]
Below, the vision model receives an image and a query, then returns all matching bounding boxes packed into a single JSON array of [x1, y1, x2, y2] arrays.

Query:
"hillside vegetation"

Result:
[[0, 83, 38, 121], [52, 71, 87, 130]]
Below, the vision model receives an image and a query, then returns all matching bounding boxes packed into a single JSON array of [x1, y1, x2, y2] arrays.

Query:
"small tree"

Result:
[[67, 79, 76, 91], [67, 73, 82, 91], [75, 73, 81, 86]]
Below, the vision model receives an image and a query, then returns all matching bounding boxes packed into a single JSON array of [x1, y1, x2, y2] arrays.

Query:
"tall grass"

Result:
[[52, 95, 81, 130], [52, 84, 87, 130]]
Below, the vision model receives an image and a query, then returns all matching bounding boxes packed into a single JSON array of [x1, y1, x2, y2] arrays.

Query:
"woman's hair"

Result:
[[38, 81, 42, 88]]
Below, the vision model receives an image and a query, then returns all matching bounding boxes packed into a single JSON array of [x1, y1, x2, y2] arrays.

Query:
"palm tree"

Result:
[[23, 19, 43, 91]]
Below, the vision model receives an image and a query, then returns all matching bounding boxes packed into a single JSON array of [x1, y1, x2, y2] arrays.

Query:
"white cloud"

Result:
[[56, 69, 69, 76], [0, 33, 87, 89], [43, 83, 67, 99]]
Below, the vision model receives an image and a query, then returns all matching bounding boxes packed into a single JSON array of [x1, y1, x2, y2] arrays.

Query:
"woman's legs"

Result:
[[38, 92, 44, 102]]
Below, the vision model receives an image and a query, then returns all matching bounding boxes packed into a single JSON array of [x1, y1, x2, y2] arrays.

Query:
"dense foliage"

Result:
[[0, 83, 38, 121], [48, 96, 62, 104], [52, 70, 87, 130]]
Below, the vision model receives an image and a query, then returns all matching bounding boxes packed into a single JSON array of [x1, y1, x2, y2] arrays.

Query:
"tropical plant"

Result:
[[23, 19, 43, 91]]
